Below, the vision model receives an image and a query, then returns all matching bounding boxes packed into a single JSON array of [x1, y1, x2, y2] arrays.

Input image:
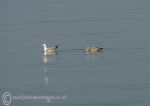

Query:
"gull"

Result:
[[42, 44, 58, 55], [85, 47, 103, 52]]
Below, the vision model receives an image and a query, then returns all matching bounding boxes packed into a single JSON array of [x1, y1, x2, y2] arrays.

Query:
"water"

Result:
[[0, 0, 150, 106]]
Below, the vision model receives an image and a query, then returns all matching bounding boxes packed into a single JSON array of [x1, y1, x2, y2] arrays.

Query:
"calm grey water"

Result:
[[0, 0, 150, 106]]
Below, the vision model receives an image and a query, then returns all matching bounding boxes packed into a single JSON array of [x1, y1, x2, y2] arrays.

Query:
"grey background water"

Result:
[[0, 0, 150, 106]]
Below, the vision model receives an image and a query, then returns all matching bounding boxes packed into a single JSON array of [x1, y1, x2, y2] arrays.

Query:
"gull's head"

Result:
[[42, 44, 46, 47], [42, 44, 47, 52]]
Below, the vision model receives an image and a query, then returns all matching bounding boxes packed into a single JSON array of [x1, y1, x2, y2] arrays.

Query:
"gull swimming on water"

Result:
[[85, 47, 103, 52], [42, 43, 58, 55]]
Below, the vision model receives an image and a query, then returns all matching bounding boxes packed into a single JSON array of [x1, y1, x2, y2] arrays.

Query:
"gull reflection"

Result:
[[44, 67, 48, 72], [85, 52, 100, 60], [42, 51, 58, 64], [43, 67, 49, 85], [44, 75, 49, 85], [42, 51, 58, 86], [43, 55, 48, 63]]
